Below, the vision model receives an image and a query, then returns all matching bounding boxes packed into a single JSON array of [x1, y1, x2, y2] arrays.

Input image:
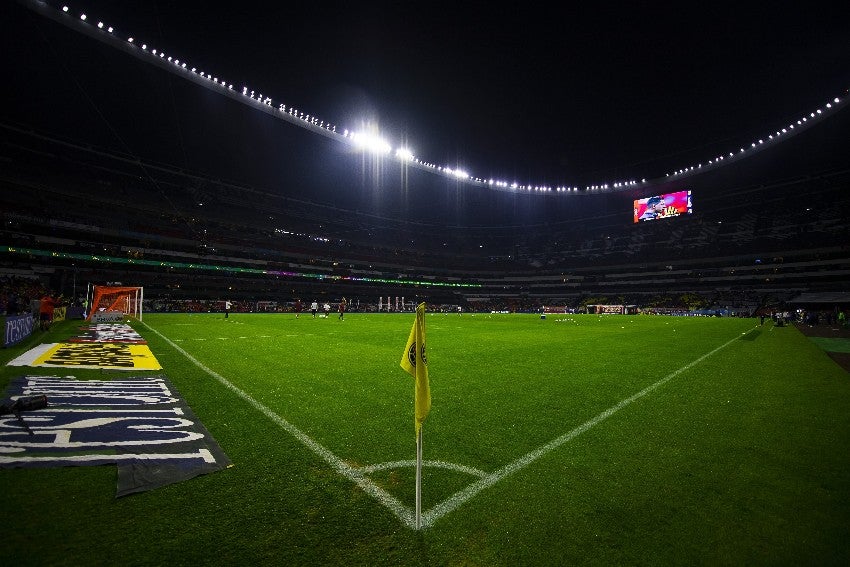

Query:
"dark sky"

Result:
[[2, 1, 849, 212]]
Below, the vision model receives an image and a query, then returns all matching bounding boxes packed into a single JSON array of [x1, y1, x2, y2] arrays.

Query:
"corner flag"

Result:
[[400, 302, 430, 435]]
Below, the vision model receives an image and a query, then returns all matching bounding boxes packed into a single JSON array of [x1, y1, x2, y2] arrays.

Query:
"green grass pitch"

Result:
[[2, 312, 849, 565]]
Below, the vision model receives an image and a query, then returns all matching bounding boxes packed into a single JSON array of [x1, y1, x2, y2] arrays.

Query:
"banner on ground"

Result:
[[68, 323, 147, 344], [91, 311, 125, 323], [0, 375, 231, 496], [7, 342, 161, 370]]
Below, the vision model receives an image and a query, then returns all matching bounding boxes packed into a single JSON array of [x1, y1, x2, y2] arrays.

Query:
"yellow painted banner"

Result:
[[7, 342, 161, 370]]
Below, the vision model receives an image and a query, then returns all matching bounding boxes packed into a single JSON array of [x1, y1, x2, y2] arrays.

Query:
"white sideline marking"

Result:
[[140, 321, 417, 528], [142, 320, 750, 530], [421, 329, 751, 528]]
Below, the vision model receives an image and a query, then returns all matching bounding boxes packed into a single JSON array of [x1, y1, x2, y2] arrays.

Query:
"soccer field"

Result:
[[3, 312, 849, 565]]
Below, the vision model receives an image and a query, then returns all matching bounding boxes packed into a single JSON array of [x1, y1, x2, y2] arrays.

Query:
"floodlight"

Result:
[[351, 132, 392, 154], [396, 148, 415, 161]]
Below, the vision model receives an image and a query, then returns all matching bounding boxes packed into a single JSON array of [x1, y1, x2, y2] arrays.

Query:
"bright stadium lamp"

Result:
[[448, 168, 469, 180], [351, 132, 392, 154], [396, 147, 415, 161]]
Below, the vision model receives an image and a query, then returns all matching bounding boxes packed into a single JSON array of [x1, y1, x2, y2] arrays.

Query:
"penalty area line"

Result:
[[422, 328, 754, 529], [140, 321, 417, 529]]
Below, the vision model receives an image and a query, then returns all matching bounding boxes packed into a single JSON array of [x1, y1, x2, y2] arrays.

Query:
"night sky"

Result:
[[2, 1, 849, 223]]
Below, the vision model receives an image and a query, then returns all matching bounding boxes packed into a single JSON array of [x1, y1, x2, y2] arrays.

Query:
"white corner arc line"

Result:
[[140, 321, 417, 528], [421, 328, 753, 529], [358, 460, 488, 478]]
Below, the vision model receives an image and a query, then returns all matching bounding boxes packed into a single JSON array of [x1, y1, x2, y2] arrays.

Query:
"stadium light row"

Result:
[[23, 1, 850, 196], [665, 99, 844, 179]]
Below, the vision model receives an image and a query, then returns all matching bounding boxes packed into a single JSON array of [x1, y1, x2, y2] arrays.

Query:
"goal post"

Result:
[[584, 304, 638, 314], [542, 305, 569, 314], [87, 285, 144, 322], [586, 304, 625, 314]]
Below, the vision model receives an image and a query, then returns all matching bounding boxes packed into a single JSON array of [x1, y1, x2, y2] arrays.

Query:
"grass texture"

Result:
[[1, 312, 849, 565]]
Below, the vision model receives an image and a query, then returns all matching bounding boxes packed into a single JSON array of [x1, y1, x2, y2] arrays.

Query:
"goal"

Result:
[[87, 285, 144, 322], [542, 305, 570, 314]]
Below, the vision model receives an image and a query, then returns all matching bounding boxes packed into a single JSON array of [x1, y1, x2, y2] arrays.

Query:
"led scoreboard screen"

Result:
[[633, 190, 692, 223]]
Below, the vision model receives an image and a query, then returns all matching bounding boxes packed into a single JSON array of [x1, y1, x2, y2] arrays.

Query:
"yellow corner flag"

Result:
[[400, 302, 430, 435]]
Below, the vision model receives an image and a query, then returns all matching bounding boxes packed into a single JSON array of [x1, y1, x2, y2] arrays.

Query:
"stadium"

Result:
[[2, 1, 849, 565]]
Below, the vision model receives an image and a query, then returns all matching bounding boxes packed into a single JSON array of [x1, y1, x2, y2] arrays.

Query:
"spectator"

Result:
[[39, 294, 57, 331]]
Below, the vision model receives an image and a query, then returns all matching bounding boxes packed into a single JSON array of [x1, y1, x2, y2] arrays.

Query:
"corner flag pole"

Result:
[[415, 426, 423, 529], [400, 302, 431, 531]]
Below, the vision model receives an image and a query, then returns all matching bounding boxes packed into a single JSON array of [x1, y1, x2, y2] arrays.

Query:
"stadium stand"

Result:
[[1, 94, 848, 315]]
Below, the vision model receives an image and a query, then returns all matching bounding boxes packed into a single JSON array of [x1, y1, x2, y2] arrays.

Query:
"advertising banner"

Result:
[[4, 314, 34, 348]]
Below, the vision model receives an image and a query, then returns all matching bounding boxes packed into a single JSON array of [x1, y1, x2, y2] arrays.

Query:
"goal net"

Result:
[[587, 304, 625, 314], [542, 305, 570, 314], [87, 286, 144, 322]]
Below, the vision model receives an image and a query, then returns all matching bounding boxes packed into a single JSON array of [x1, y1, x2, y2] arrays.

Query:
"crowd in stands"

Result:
[[1, 124, 848, 317], [0, 276, 52, 316]]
